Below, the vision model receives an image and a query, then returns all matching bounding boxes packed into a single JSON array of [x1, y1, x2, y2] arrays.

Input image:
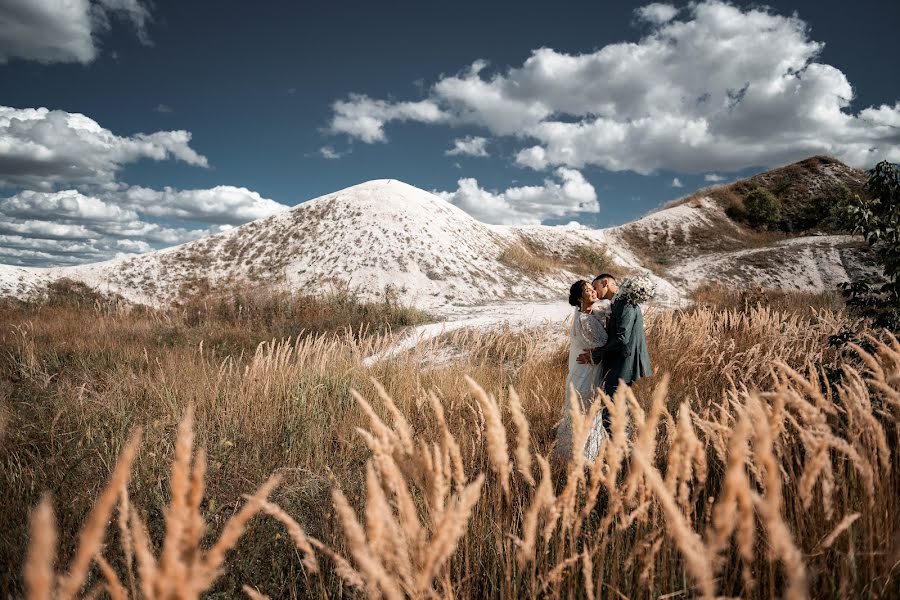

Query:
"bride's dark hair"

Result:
[[568, 280, 588, 307]]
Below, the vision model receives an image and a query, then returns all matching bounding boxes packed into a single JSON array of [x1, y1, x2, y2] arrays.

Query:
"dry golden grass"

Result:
[[498, 237, 619, 280], [498, 241, 558, 276], [4, 291, 900, 598]]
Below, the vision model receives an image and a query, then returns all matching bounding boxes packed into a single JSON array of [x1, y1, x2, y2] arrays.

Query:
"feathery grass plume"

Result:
[[575, 441, 611, 538], [640, 535, 665, 584], [665, 402, 706, 509], [128, 508, 157, 599], [331, 486, 404, 600], [370, 378, 415, 455], [56, 430, 142, 600], [818, 513, 861, 550], [351, 389, 396, 449], [94, 554, 128, 600], [862, 333, 900, 407], [798, 442, 834, 517], [307, 538, 365, 589], [849, 342, 885, 381], [371, 448, 424, 554], [539, 554, 583, 595], [556, 383, 599, 534], [747, 393, 809, 600], [828, 389, 877, 502], [24, 495, 55, 600], [116, 486, 136, 598], [604, 384, 630, 493], [242, 584, 271, 599], [252, 498, 320, 574], [618, 501, 652, 531], [840, 365, 892, 472], [363, 462, 411, 586], [783, 383, 877, 506], [517, 455, 555, 568], [582, 550, 595, 600], [624, 376, 668, 505], [427, 441, 449, 515], [776, 360, 837, 417], [428, 391, 466, 494], [708, 412, 755, 588], [185, 445, 207, 552], [363, 462, 390, 555], [415, 473, 484, 593], [508, 386, 535, 485], [632, 445, 716, 598], [159, 404, 195, 593], [465, 375, 511, 498], [201, 474, 282, 588]]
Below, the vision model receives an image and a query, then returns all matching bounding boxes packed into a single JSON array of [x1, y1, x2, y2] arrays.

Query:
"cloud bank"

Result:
[[0, 0, 153, 64], [446, 136, 489, 157], [0, 106, 288, 266], [435, 167, 598, 225], [326, 1, 900, 175], [0, 186, 288, 266], [0, 106, 208, 190]]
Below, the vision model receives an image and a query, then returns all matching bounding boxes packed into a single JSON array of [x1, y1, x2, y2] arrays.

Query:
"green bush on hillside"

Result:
[[744, 187, 782, 229], [838, 160, 900, 333]]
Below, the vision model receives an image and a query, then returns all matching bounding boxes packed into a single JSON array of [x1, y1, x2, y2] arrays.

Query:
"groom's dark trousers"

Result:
[[591, 297, 652, 433]]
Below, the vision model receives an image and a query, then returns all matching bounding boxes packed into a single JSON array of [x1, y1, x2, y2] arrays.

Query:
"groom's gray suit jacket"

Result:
[[591, 297, 652, 396]]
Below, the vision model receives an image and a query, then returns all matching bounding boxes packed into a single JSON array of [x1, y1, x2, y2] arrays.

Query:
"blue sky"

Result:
[[1, 0, 899, 266]]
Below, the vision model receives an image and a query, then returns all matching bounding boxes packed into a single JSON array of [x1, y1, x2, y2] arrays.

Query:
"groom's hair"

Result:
[[592, 273, 616, 284]]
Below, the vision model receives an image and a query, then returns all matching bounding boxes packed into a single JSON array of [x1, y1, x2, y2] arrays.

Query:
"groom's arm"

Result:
[[600, 303, 636, 355]]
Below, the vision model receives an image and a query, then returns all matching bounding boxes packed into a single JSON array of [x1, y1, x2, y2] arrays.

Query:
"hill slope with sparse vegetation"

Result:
[[0, 157, 882, 310]]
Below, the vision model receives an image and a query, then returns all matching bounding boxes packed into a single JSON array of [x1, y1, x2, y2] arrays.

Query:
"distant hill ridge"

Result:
[[668, 155, 867, 230], [609, 156, 877, 290], [0, 157, 883, 311]]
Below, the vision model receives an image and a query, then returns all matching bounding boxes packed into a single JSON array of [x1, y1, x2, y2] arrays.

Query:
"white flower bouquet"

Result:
[[616, 275, 657, 305]]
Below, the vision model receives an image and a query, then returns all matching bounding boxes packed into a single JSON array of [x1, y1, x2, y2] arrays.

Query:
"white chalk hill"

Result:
[[0, 159, 880, 313], [0, 179, 626, 308]]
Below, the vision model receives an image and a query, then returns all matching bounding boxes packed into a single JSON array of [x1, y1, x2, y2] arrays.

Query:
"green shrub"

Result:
[[815, 184, 855, 232], [744, 187, 782, 229], [836, 160, 900, 334], [571, 243, 614, 275]]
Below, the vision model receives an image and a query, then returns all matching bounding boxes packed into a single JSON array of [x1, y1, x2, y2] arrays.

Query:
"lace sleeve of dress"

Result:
[[576, 311, 608, 346], [591, 299, 612, 319]]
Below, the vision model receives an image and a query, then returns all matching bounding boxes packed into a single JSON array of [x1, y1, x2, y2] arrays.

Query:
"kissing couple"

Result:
[[553, 273, 655, 464]]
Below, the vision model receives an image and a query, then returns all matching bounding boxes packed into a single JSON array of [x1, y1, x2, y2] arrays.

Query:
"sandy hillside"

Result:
[[0, 179, 675, 310], [0, 157, 880, 322]]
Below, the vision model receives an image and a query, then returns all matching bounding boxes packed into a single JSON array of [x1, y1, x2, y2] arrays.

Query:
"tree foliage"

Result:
[[744, 187, 782, 228], [838, 160, 900, 333]]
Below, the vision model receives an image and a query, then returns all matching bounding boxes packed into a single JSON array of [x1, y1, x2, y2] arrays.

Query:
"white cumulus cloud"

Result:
[[445, 135, 489, 157], [0, 186, 288, 266], [120, 185, 288, 225], [434, 167, 598, 225], [319, 146, 344, 159], [0, 0, 153, 64], [636, 3, 679, 25], [328, 94, 447, 143], [0, 105, 290, 266], [671, 177, 683, 188], [0, 105, 208, 190], [324, 0, 900, 174]]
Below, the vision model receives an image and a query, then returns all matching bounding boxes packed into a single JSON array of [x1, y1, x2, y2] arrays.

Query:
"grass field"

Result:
[[2, 285, 899, 598]]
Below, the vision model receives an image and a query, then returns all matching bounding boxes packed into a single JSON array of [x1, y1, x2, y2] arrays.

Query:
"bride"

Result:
[[554, 279, 611, 464]]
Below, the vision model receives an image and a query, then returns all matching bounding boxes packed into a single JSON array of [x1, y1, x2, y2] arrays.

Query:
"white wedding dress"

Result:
[[554, 299, 611, 464]]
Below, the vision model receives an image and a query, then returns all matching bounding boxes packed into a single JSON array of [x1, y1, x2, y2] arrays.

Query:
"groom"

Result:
[[578, 273, 652, 430]]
